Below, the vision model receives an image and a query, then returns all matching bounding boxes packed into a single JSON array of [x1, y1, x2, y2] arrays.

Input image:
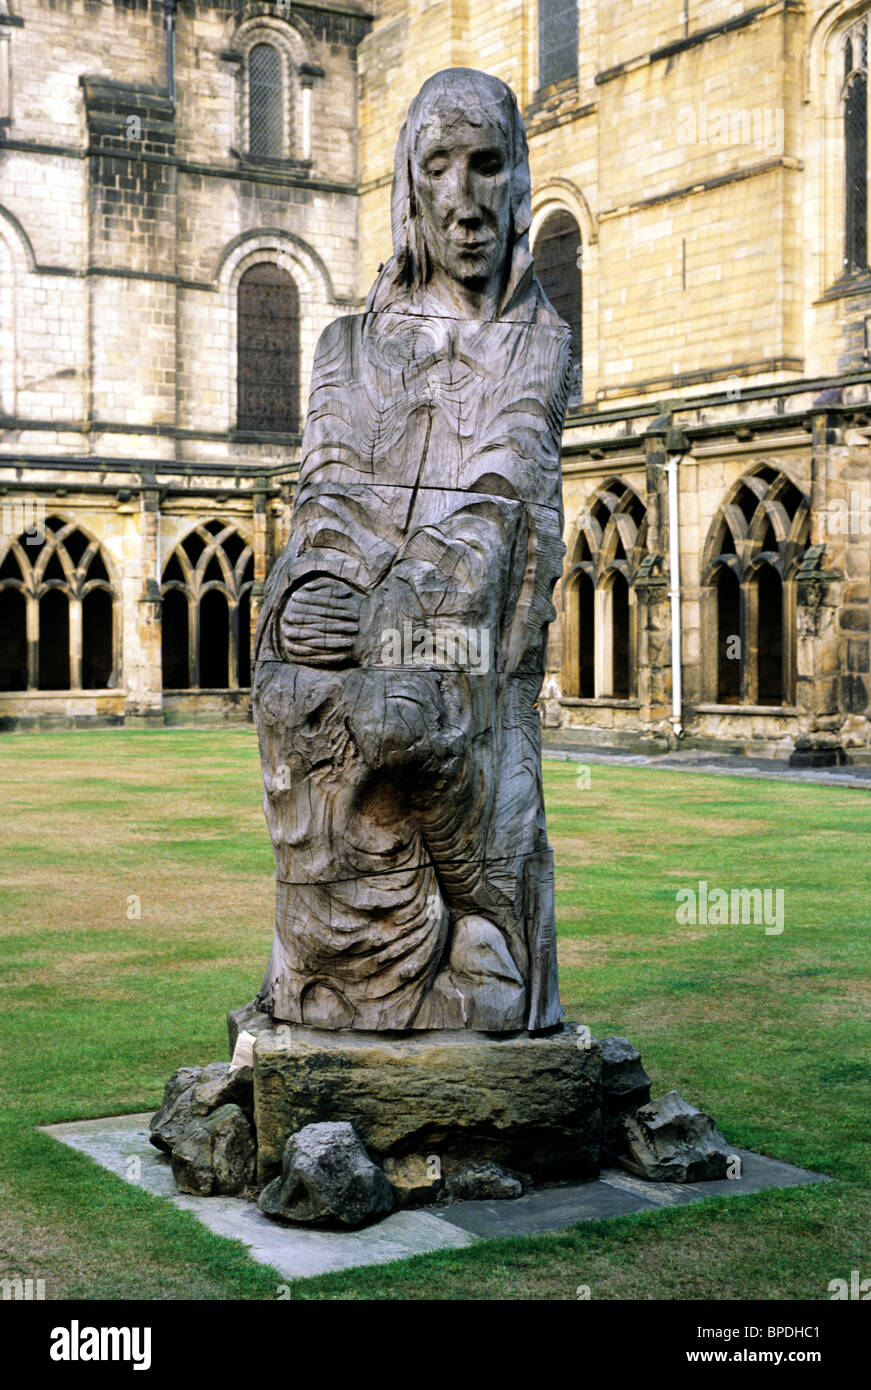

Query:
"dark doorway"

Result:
[[82, 590, 113, 689], [0, 588, 27, 690], [756, 566, 784, 705], [578, 573, 594, 697], [162, 589, 189, 689], [716, 567, 741, 704], [199, 590, 229, 688], [237, 591, 251, 688], [611, 573, 630, 699], [39, 590, 70, 689]]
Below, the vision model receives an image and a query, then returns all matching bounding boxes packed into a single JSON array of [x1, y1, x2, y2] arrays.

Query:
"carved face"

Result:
[[411, 110, 512, 291]]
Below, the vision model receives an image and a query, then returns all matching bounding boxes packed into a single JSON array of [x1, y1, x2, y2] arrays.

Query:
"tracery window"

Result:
[[563, 480, 648, 700], [160, 522, 254, 691], [703, 468, 810, 706], [0, 514, 115, 691]]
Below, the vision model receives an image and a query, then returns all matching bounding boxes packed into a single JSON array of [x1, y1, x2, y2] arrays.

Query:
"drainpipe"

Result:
[[163, 0, 177, 106], [664, 428, 688, 740]]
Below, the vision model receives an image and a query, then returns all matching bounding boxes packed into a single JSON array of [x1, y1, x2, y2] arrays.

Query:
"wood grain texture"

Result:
[[253, 70, 572, 1031]]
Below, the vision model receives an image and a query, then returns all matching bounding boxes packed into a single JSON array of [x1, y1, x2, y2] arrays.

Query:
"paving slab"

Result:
[[541, 742, 871, 788], [41, 1114, 477, 1280], [43, 1115, 829, 1278], [429, 1148, 830, 1239]]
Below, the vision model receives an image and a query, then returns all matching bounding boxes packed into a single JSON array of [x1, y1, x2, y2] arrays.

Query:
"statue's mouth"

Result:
[[451, 237, 492, 254]]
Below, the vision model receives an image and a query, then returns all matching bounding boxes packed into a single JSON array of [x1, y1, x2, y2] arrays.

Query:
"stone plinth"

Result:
[[252, 1021, 601, 1184]]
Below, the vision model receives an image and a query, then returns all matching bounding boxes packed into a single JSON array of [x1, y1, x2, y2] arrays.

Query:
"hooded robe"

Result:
[[253, 70, 571, 1031]]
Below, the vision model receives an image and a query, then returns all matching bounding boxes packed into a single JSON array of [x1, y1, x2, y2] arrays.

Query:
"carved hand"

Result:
[[279, 577, 362, 666]]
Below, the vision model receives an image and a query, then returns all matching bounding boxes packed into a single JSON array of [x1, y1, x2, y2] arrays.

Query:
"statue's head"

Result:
[[369, 69, 534, 315]]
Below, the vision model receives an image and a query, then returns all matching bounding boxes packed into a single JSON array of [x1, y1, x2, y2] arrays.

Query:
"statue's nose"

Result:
[[443, 161, 477, 217]]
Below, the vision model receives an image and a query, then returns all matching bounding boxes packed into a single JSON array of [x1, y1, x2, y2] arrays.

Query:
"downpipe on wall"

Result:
[[664, 441, 687, 742]]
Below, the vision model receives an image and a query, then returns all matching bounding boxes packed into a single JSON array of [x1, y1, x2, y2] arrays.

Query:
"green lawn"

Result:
[[0, 729, 868, 1300]]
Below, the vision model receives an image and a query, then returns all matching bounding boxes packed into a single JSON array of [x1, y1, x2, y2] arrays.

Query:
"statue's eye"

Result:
[[425, 161, 448, 177], [472, 149, 504, 175]]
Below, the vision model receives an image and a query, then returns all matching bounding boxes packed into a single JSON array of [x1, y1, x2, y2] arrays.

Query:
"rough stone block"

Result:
[[442, 1160, 525, 1202], [227, 1000, 274, 1057], [253, 1022, 601, 1184], [258, 1121, 394, 1228], [618, 1090, 731, 1183], [170, 1103, 256, 1196], [382, 1154, 444, 1208], [600, 1034, 652, 1157]]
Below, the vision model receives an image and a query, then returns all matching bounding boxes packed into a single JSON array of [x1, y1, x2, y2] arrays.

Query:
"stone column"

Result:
[[636, 431, 671, 739], [126, 484, 164, 725], [791, 409, 847, 766]]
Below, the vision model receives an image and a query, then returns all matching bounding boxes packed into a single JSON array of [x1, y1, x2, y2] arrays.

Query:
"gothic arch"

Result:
[[160, 521, 255, 690], [562, 478, 648, 699], [701, 467, 810, 706], [0, 512, 119, 690]]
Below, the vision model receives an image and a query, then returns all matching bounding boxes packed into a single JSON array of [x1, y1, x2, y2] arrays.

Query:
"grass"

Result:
[[0, 728, 869, 1299]]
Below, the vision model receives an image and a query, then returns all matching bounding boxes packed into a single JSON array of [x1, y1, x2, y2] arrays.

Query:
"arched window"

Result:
[[702, 469, 809, 706], [161, 522, 254, 691], [538, 0, 579, 88], [0, 515, 116, 691], [237, 263, 300, 433], [533, 210, 583, 398], [249, 42, 285, 159], [563, 479, 648, 700], [843, 17, 868, 273]]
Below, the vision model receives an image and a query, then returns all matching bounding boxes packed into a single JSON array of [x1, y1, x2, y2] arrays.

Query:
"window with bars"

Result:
[[249, 42, 284, 158], [237, 263, 300, 433], [533, 210, 583, 397], [844, 17, 869, 274], [538, 0, 579, 89]]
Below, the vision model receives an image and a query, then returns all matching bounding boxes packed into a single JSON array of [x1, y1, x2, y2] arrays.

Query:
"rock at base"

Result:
[[170, 1103, 256, 1196], [600, 1035, 652, 1158], [442, 1161, 525, 1201], [258, 1121, 394, 1228], [253, 1022, 602, 1184], [227, 1000, 274, 1058], [382, 1155, 444, 1208], [149, 1062, 253, 1154], [618, 1090, 731, 1182]]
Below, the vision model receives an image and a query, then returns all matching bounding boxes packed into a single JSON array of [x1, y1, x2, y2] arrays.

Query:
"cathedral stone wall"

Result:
[[3, 0, 871, 760]]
